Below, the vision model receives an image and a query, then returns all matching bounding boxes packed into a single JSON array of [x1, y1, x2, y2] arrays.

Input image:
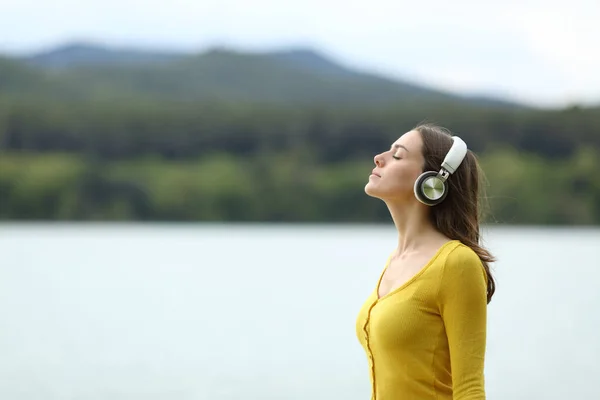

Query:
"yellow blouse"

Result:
[[355, 240, 488, 400]]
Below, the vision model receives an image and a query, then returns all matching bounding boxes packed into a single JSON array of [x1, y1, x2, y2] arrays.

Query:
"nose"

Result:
[[374, 152, 384, 167]]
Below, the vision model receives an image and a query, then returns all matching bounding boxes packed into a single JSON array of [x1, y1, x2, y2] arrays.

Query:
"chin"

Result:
[[364, 183, 384, 199], [365, 183, 410, 203]]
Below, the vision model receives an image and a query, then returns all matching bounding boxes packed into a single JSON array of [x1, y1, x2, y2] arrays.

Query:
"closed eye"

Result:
[[392, 155, 401, 160]]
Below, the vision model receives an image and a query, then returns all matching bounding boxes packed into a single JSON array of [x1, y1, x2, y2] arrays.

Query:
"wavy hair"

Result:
[[415, 123, 496, 303]]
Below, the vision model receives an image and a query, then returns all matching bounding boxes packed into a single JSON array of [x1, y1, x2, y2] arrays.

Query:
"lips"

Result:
[[371, 170, 381, 177]]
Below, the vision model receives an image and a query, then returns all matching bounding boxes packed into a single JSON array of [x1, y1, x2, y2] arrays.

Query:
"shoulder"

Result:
[[446, 241, 483, 266], [437, 241, 488, 309], [440, 241, 487, 285]]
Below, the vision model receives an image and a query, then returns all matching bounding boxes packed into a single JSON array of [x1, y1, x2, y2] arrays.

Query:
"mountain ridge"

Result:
[[0, 41, 524, 109]]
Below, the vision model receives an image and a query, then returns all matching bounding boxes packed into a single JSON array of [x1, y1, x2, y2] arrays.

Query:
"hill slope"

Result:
[[0, 42, 522, 108]]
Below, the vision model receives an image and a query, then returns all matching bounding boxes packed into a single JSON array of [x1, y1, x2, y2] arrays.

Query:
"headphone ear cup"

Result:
[[414, 171, 448, 206]]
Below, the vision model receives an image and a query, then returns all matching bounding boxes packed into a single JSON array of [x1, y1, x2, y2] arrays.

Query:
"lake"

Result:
[[0, 223, 598, 399]]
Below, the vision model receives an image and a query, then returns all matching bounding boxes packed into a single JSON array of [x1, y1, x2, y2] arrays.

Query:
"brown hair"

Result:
[[415, 123, 496, 303]]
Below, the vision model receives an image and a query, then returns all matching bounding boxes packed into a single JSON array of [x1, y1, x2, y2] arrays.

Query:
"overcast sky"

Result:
[[2, 0, 599, 107]]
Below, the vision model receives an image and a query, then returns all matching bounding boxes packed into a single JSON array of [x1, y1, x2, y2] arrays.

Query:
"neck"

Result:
[[385, 200, 440, 255]]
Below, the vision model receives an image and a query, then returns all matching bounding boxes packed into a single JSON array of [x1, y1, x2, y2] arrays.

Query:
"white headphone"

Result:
[[413, 136, 468, 206]]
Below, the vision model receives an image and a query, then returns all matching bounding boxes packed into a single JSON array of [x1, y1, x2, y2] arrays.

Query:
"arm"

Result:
[[438, 246, 488, 400]]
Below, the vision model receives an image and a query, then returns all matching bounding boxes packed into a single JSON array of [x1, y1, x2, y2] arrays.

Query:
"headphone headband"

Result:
[[441, 136, 467, 174]]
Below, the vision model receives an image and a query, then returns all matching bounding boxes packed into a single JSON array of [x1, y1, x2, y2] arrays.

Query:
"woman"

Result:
[[355, 123, 496, 400]]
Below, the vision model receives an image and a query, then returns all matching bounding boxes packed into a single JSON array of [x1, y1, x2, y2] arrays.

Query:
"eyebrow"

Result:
[[392, 144, 410, 152]]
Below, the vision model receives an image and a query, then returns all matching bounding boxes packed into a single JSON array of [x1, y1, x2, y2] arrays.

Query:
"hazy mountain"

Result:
[[1, 42, 522, 108], [24, 42, 183, 69], [264, 48, 357, 77]]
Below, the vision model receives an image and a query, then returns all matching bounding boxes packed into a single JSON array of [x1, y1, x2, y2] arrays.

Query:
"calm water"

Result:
[[0, 223, 598, 400]]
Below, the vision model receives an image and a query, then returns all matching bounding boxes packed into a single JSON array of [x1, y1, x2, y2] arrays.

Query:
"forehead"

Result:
[[391, 130, 422, 152]]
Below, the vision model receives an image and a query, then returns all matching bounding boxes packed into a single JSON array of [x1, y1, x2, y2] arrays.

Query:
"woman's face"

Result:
[[365, 130, 426, 201]]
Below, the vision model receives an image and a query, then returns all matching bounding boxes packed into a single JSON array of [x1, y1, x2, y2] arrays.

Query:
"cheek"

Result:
[[365, 162, 424, 199], [391, 165, 422, 187], [378, 165, 423, 195]]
